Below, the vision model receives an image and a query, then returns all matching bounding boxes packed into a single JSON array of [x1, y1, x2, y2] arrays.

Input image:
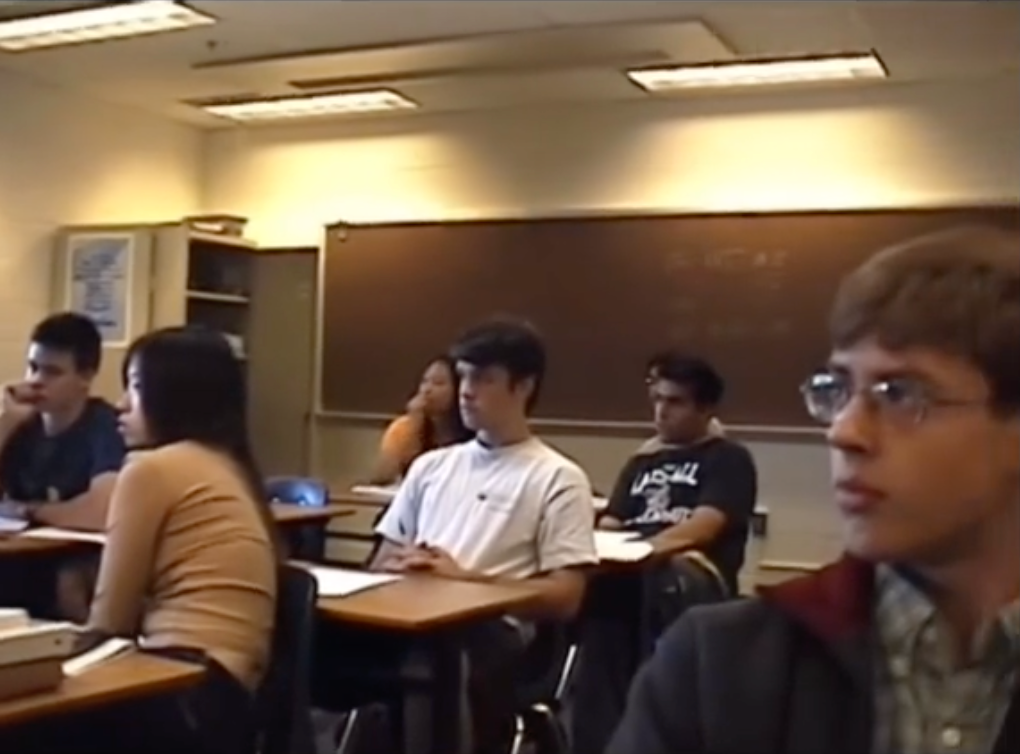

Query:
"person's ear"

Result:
[[513, 376, 536, 404]]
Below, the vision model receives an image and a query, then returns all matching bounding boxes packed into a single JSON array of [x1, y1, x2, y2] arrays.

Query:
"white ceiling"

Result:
[[0, 1, 1017, 128]]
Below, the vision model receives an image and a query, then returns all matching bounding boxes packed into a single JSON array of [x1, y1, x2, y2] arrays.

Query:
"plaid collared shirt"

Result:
[[872, 565, 1020, 754]]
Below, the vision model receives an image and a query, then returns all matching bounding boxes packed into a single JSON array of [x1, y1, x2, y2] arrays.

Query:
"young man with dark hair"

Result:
[[642, 349, 725, 442], [602, 353, 757, 593], [609, 225, 1020, 753], [366, 318, 597, 754], [0, 312, 124, 528], [0, 313, 126, 618], [572, 354, 757, 753]]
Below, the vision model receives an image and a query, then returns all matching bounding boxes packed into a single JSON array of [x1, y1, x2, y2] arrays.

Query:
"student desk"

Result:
[[0, 503, 356, 556], [329, 490, 392, 508], [0, 652, 203, 728], [0, 536, 79, 557], [317, 575, 539, 754], [270, 502, 355, 525]]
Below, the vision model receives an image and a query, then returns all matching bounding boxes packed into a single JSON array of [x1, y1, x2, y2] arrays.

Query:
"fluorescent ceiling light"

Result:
[[627, 53, 887, 92], [201, 90, 419, 122], [0, 1, 215, 52]]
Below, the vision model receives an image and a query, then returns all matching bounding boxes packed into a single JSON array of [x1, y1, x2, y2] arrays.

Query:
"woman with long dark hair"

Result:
[[368, 354, 472, 484], [16, 327, 278, 753]]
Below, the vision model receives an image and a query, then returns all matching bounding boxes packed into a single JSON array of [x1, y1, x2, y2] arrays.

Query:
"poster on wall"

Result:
[[66, 234, 133, 347]]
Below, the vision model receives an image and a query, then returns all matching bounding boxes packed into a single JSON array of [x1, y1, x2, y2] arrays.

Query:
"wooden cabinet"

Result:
[[151, 224, 257, 360]]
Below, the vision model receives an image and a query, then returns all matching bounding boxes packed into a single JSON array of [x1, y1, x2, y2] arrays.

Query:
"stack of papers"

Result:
[[304, 566, 401, 598], [594, 531, 654, 562], [19, 527, 107, 545], [0, 516, 29, 534]]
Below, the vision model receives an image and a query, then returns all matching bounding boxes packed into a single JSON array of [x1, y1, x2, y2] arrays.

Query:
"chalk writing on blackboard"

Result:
[[66, 234, 132, 346]]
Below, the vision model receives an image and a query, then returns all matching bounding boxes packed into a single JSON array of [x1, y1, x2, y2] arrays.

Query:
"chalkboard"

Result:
[[321, 207, 1019, 427]]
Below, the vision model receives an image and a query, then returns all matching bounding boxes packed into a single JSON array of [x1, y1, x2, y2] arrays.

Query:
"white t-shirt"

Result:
[[376, 437, 598, 579]]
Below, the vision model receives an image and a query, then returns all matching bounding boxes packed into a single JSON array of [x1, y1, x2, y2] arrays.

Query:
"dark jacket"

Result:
[[607, 556, 1020, 754]]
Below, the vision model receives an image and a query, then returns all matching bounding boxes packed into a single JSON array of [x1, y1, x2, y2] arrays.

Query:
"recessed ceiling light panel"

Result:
[[627, 52, 887, 92], [0, 1, 215, 52], [201, 90, 419, 122]]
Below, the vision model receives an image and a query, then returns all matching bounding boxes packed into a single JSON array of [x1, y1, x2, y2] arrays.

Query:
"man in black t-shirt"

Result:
[[600, 353, 757, 592], [573, 354, 758, 754]]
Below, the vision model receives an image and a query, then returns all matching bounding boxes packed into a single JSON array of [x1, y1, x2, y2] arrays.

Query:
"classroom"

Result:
[[0, 2, 1018, 753]]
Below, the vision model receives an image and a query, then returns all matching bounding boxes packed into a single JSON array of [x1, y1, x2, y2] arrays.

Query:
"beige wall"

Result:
[[203, 73, 1020, 571], [0, 68, 201, 388]]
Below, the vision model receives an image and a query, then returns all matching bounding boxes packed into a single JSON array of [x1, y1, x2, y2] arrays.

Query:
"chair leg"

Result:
[[552, 645, 578, 702], [508, 714, 526, 754], [334, 709, 361, 754]]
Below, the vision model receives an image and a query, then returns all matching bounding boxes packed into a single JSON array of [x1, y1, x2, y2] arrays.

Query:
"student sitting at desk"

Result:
[[0, 313, 125, 620], [368, 354, 473, 485], [11, 327, 279, 754], [0, 313, 124, 528], [601, 354, 757, 593], [322, 318, 598, 754], [573, 354, 757, 754], [609, 226, 1020, 754]]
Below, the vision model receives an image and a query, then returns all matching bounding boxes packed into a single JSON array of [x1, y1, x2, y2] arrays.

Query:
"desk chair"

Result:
[[266, 477, 330, 561], [570, 551, 732, 754], [509, 623, 578, 754], [255, 564, 319, 754], [641, 550, 730, 656]]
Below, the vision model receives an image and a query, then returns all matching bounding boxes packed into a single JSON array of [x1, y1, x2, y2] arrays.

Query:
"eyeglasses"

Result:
[[800, 370, 989, 426]]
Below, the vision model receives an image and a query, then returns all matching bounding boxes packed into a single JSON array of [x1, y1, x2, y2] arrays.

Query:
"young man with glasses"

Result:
[[609, 225, 1020, 754]]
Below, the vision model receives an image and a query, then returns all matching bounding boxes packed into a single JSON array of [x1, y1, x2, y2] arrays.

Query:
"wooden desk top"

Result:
[[0, 652, 204, 728], [328, 491, 389, 508], [0, 505, 355, 553], [271, 502, 355, 525], [0, 536, 78, 557], [318, 575, 539, 632]]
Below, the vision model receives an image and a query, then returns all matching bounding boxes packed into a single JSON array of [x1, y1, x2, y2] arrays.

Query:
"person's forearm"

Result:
[[598, 515, 624, 530], [650, 518, 717, 550], [32, 494, 106, 531], [32, 475, 116, 531]]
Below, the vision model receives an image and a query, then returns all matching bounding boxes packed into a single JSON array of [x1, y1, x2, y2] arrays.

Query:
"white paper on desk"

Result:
[[306, 566, 401, 598], [349, 484, 398, 501], [19, 527, 107, 545], [594, 531, 640, 547], [592, 496, 609, 511], [595, 532, 653, 562], [62, 638, 133, 676], [0, 516, 29, 534]]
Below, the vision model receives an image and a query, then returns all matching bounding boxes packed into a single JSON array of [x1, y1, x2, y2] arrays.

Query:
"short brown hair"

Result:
[[830, 224, 1020, 413]]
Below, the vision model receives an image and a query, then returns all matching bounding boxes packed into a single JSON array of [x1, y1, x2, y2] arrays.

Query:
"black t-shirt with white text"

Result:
[[606, 437, 758, 591]]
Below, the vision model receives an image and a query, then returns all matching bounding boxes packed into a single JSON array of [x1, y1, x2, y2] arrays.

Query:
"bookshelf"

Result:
[[152, 223, 258, 360]]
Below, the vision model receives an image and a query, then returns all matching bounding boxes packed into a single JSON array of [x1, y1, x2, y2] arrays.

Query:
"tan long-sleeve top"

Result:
[[89, 441, 277, 691]]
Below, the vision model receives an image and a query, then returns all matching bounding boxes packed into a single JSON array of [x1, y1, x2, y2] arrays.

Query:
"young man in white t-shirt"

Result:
[[372, 317, 598, 754]]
